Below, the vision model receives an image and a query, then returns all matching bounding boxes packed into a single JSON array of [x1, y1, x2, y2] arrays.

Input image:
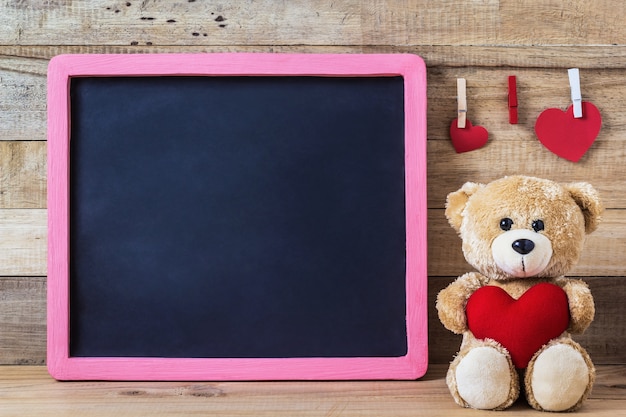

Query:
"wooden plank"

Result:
[[0, 365, 623, 416], [5, 130, 624, 211], [428, 208, 626, 277], [0, 141, 46, 208], [0, 277, 46, 365], [428, 277, 626, 366], [5, 45, 626, 69], [427, 143, 626, 210], [0, 69, 47, 142], [577, 278, 626, 365], [3, 1, 626, 47], [0, 209, 46, 276], [0, 207, 623, 278], [1, 275, 622, 366]]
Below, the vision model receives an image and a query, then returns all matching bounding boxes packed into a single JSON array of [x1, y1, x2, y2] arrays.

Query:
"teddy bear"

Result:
[[436, 175, 603, 412]]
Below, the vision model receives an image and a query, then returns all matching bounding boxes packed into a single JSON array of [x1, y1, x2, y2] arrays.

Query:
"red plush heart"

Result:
[[534, 101, 602, 162], [449, 119, 489, 153], [466, 283, 570, 369]]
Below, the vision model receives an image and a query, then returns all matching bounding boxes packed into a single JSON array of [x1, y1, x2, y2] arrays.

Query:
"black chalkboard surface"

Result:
[[69, 75, 407, 358], [47, 53, 428, 380]]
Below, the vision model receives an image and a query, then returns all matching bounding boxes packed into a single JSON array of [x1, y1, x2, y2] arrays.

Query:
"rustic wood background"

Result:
[[1, 0, 625, 369]]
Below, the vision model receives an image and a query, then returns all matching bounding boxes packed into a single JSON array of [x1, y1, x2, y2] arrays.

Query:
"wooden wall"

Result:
[[1, 0, 625, 366]]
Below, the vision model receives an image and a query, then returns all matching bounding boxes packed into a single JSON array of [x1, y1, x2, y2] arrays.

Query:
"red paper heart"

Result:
[[466, 283, 570, 369], [534, 101, 602, 162], [449, 119, 489, 153]]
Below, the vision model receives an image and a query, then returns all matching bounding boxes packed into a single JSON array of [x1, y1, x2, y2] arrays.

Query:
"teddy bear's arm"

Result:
[[436, 272, 489, 334], [555, 277, 595, 334]]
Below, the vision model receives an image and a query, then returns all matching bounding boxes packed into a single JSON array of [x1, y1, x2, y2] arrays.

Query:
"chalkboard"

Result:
[[47, 53, 428, 381]]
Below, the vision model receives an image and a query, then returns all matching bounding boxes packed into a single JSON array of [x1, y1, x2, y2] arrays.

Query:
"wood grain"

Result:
[[3, 1, 626, 47], [5, 45, 626, 68], [0, 141, 46, 208], [427, 143, 626, 209], [0, 209, 46, 276], [2, 275, 621, 366], [0, 277, 46, 365], [2, 206, 624, 279], [428, 276, 626, 366], [2, 205, 624, 279], [428, 209, 626, 277], [0, 364, 623, 417]]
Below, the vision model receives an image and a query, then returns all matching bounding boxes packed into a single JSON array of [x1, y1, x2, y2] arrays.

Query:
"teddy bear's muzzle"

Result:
[[491, 230, 553, 278]]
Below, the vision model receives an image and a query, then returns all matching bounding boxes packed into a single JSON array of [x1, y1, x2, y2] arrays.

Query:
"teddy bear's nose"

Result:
[[512, 239, 535, 255]]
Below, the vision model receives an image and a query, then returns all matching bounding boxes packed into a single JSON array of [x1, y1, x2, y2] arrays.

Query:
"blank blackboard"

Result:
[[47, 53, 428, 381]]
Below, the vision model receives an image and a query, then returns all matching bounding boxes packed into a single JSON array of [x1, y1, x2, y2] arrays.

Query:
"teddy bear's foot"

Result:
[[448, 343, 519, 410], [525, 338, 595, 412]]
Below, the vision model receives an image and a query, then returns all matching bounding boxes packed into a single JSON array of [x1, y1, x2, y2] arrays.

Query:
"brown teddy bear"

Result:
[[436, 175, 603, 412]]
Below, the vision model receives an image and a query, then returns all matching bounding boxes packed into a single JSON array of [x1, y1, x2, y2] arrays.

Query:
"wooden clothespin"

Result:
[[508, 76, 518, 124], [456, 78, 467, 128], [450, 77, 489, 153], [568, 68, 583, 118]]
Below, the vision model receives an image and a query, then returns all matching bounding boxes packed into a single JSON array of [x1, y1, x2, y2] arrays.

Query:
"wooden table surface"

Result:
[[1, 365, 625, 416]]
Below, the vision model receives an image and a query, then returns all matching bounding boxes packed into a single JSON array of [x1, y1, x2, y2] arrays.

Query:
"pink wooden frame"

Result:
[[47, 53, 428, 381]]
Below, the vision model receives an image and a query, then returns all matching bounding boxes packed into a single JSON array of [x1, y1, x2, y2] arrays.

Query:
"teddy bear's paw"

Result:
[[525, 340, 595, 412], [450, 345, 519, 410]]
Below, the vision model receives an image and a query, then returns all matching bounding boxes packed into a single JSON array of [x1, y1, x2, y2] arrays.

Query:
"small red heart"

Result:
[[449, 119, 489, 153], [466, 283, 570, 369], [534, 101, 602, 162]]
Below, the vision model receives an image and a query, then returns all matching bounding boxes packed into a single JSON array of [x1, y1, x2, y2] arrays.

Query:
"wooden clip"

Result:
[[568, 68, 583, 118], [508, 75, 518, 124], [456, 78, 467, 128]]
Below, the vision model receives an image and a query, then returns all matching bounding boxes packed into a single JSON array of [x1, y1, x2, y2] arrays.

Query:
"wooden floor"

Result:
[[0, 365, 624, 416]]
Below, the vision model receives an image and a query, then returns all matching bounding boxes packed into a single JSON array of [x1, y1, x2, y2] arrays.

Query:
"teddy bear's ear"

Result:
[[564, 182, 604, 234], [445, 182, 484, 232]]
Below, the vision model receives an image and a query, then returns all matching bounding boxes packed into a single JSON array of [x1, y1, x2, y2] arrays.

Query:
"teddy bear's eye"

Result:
[[532, 220, 545, 232], [499, 218, 514, 231]]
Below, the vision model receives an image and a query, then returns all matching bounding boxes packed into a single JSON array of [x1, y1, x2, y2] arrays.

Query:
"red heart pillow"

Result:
[[534, 101, 602, 162], [466, 283, 570, 369], [449, 119, 489, 153]]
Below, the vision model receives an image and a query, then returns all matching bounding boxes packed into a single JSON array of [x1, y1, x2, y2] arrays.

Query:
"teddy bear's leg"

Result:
[[447, 338, 519, 410], [525, 337, 595, 412]]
